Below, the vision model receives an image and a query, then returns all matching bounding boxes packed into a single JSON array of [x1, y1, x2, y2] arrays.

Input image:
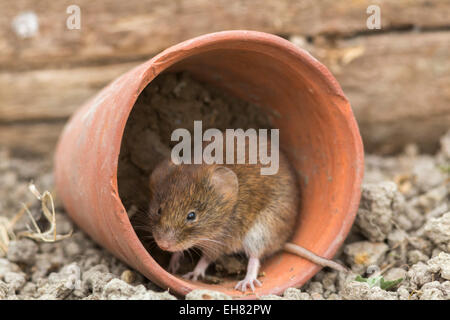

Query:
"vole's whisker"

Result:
[[196, 243, 221, 256], [197, 238, 222, 245], [186, 249, 196, 264]]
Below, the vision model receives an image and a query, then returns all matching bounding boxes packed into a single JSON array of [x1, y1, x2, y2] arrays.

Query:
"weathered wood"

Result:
[[0, 122, 65, 157], [1, 30, 449, 155], [303, 31, 450, 154], [0, 62, 139, 121], [1, 0, 449, 70]]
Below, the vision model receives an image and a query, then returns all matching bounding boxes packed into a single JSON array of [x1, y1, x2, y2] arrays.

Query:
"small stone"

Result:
[[424, 212, 450, 251], [307, 281, 323, 294], [143, 290, 177, 300], [413, 156, 444, 191], [100, 278, 176, 300], [4, 272, 26, 292], [37, 263, 82, 300], [395, 214, 413, 231], [101, 279, 136, 300], [283, 288, 312, 300], [82, 265, 115, 295], [321, 271, 338, 292], [77, 248, 103, 271], [442, 281, 450, 296], [120, 270, 136, 284], [341, 280, 397, 300], [327, 293, 341, 300], [427, 252, 450, 280], [64, 242, 81, 257], [404, 205, 424, 229], [418, 186, 448, 212], [185, 289, 232, 300], [407, 262, 432, 288], [310, 292, 324, 300], [20, 282, 37, 297], [7, 239, 38, 265], [420, 281, 446, 300], [344, 241, 389, 273], [0, 258, 21, 278], [387, 229, 408, 247], [355, 182, 401, 241], [0, 280, 8, 299], [408, 250, 429, 265], [408, 236, 434, 256], [384, 268, 407, 282]]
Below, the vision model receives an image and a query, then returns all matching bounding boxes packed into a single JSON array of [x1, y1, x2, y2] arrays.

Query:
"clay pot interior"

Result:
[[115, 39, 363, 297], [118, 69, 276, 284]]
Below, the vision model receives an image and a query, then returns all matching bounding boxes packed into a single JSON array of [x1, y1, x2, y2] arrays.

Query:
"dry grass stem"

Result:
[[0, 183, 72, 256]]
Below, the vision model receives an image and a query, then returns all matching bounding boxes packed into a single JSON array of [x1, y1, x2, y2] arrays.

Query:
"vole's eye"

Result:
[[157, 207, 162, 215], [186, 211, 196, 221]]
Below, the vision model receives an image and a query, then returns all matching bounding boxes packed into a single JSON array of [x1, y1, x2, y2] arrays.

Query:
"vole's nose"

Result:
[[154, 232, 177, 251], [157, 239, 172, 250]]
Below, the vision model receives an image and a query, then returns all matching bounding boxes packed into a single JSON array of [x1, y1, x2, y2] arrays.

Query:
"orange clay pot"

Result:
[[54, 30, 364, 299]]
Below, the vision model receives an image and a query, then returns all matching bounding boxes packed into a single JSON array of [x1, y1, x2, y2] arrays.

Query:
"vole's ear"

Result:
[[149, 159, 177, 191], [210, 166, 238, 200]]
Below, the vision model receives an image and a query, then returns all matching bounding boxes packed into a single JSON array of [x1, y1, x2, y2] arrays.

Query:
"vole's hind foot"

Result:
[[235, 256, 262, 292], [235, 277, 262, 292]]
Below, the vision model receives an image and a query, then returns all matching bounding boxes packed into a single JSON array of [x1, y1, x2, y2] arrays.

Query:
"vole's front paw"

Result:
[[182, 270, 205, 281], [235, 277, 262, 292]]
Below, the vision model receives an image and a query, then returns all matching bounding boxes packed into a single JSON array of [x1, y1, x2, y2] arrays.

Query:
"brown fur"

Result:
[[147, 136, 299, 262]]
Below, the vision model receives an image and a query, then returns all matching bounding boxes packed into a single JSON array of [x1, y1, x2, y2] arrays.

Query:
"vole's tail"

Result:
[[284, 243, 349, 273]]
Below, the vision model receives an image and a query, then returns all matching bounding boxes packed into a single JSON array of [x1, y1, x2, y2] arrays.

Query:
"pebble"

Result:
[[7, 239, 38, 265], [283, 287, 312, 300], [185, 289, 232, 300], [344, 241, 389, 273]]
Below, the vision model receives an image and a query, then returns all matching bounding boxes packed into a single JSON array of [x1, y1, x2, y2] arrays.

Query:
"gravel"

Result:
[[0, 127, 449, 300]]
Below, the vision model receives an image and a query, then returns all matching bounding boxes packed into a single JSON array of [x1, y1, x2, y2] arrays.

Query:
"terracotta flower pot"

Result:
[[54, 30, 364, 298]]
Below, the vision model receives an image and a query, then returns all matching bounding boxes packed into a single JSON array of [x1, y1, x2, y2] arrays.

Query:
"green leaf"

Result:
[[355, 275, 367, 283], [355, 275, 381, 287], [354, 275, 403, 290], [366, 276, 381, 287], [380, 277, 403, 290]]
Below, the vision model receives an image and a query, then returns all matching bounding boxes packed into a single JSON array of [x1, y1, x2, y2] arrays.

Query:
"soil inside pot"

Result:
[[117, 71, 273, 282]]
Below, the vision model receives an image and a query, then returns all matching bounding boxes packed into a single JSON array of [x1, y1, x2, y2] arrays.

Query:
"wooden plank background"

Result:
[[1, 0, 449, 156]]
